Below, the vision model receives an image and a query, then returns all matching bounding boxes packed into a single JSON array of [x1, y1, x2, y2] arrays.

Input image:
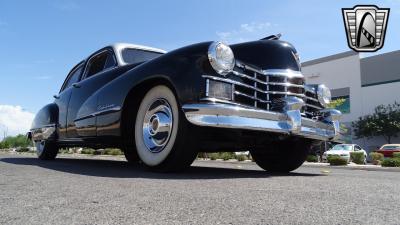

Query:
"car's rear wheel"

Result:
[[134, 85, 198, 172], [35, 140, 59, 160], [250, 138, 312, 172]]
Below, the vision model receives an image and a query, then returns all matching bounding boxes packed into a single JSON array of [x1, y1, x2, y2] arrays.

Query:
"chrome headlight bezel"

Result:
[[317, 84, 331, 107], [208, 42, 235, 76]]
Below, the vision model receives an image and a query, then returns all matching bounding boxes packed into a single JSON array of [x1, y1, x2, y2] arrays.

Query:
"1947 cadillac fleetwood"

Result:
[[29, 35, 341, 172]]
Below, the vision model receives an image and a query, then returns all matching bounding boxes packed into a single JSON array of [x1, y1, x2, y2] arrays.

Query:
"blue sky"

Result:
[[0, 0, 398, 136]]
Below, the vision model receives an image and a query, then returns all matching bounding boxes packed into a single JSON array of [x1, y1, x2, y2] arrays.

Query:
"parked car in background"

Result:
[[375, 144, 400, 157], [28, 36, 342, 172], [322, 144, 367, 163]]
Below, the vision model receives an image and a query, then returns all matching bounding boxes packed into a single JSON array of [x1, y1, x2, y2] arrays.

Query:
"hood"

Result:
[[230, 40, 301, 71]]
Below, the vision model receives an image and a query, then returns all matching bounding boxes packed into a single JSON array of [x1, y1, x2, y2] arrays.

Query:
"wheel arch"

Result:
[[120, 77, 180, 144]]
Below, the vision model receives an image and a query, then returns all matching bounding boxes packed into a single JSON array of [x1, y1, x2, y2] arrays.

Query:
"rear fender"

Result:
[[30, 103, 59, 141]]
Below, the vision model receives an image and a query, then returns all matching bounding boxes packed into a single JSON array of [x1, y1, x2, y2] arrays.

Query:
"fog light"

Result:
[[207, 79, 232, 100]]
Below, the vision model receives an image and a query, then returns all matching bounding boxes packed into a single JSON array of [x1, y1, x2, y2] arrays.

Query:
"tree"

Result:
[[327, 98, 346, 109], [0, 134, 32, 149], [352, 102, 400, 144]]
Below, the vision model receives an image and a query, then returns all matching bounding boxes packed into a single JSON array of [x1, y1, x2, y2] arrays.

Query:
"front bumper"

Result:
[[182, 103, 343, 142]]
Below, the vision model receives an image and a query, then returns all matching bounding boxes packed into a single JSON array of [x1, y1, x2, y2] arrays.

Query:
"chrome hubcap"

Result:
[[142, 98, 173, 153]]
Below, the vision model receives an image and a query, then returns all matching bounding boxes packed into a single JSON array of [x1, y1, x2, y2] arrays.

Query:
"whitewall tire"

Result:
[[134, 85, 198, 171]]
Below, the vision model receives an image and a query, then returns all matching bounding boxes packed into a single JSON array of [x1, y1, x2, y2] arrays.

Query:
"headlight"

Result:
[[317, 84, 331, 107], [208, 42, 235, 76]]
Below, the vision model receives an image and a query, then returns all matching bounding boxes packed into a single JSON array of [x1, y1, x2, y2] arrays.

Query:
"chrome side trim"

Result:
[[182, 102, 340, 141], [74, 106, 121, 122]]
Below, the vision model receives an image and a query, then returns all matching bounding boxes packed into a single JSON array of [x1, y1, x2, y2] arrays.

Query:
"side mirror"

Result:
[[53, 94, 60, 99]]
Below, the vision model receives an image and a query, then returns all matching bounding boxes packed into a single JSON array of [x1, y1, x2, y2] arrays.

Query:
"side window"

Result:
[[355, 145, 362, 151], [85, 50, 116, 78], [61, 65, 83, 92]]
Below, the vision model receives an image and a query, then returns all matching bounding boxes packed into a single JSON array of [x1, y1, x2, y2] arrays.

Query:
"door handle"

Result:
[[72, 83, 81, 88], [53, 94, 60, 99]]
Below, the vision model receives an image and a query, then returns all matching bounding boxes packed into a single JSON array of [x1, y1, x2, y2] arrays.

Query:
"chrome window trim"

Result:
[[112, 43, 166, 66]]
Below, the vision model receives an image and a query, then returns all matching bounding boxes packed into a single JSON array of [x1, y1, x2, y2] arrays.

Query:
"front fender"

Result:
[[78, 42, 214, 137], [97, 41, 213, 109]]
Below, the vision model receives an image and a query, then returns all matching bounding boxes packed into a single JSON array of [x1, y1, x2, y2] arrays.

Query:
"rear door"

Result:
[[66, 48, 118, 138]]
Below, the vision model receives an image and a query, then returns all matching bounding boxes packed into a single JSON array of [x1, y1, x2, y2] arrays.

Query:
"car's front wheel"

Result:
[[35, 140, 59, 160], [250, 138, 312, 172], [134, 85, 198, 172]]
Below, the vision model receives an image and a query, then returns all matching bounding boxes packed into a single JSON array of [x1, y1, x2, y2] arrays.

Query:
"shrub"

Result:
[[327, 155, 348, 166], [209, 153, 218, 160], [381, 158, 400, 167], [306, 155, 318, 162], [236, 154, 248, 161], [350, 152, 365, 164], [81, 148, 95, 154], [221, 152, 235, 161], [16, 147, 30, 152], [369, 152, 384, 165], [102, 148, 123, 156], [393, 152, 400, 158]]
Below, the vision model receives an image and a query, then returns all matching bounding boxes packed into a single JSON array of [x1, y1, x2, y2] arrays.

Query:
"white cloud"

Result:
[[0, 105, 34, 139], [216, 22, 275, 44]]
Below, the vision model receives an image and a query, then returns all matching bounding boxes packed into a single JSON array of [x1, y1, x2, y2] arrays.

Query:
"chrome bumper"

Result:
[[182, 102, 343, 142]]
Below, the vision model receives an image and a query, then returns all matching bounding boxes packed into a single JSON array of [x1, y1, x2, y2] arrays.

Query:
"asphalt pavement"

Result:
[[0, 153, 399, 225]]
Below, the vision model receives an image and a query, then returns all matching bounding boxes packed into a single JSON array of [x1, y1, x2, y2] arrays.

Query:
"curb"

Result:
[[302, 163, 400, 172], [198, 158, 400, 172]]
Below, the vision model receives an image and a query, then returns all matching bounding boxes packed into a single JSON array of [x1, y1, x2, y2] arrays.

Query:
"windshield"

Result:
[[381, 145, 400, 150], [122, 48, 163, 64], [331, 145, 352, 151]]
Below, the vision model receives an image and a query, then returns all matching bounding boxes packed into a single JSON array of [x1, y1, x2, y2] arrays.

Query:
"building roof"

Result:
[[301, 51, 358, 67]]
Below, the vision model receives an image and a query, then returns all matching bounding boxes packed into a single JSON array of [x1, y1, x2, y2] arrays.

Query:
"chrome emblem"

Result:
[[342, 5, 389, 52]]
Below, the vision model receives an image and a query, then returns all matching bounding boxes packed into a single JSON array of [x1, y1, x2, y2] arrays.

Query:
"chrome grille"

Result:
[[304, 86, 323, 116], [203, 61, 322, 116]]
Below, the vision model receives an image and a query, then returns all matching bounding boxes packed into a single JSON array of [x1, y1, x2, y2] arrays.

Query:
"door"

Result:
[[55, 62, 84, 140], [66, 48, 118, 138]]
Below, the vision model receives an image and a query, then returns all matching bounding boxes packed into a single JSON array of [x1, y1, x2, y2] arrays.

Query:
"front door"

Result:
[[66, 48, 118, 138]]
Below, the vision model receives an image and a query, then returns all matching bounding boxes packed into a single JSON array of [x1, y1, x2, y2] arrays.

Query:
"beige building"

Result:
[[302, 50, 400, 151]]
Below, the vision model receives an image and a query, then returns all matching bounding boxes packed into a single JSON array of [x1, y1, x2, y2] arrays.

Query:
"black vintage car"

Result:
[[29, 37, 341, 172]]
